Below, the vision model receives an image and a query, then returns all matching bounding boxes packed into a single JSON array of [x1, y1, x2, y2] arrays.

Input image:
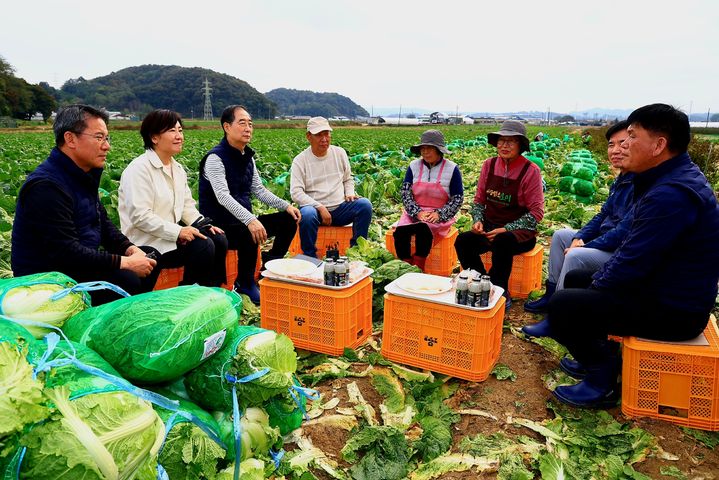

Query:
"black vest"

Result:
[[12, 148, 103, 272], [199, 138, 255, 225]]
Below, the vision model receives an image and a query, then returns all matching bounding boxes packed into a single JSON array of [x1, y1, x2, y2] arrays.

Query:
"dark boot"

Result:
[[412, 255, 427, 272], [559, 357, 587, 379], [521, 316, 552, 338], [401, 257, 415, 266], [524, 281, 556, 313], [234, 282, 260, 305], [553, 356, 620, 408]]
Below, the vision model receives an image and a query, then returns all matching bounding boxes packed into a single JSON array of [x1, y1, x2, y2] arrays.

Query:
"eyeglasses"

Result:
[[497, 138, 519, 146], [235, 120, 253, 127], [75, 132, 111, 144]]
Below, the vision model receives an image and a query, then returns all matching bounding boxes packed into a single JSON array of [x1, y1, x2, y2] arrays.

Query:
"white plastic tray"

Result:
[[384, 272, 504, 311], [260, 266, 373, 290]]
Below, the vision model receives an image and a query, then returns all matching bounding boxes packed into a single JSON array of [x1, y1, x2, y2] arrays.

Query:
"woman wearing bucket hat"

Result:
[[393, 130, 464, 271], [454, 120, 544, 306]]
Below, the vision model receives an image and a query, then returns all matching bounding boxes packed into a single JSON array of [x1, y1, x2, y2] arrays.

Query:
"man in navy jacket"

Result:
[[12, 104, 159, 304], [523, 121, 634, 337], [547, 104, 719, 408]]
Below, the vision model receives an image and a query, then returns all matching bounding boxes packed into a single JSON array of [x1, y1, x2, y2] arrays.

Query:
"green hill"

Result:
[[265, 88, 368, 118], [59, 64, 277, 119]]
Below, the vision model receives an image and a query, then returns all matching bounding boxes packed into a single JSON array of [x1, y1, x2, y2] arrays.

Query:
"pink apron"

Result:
[[397, 159, 456, 241]]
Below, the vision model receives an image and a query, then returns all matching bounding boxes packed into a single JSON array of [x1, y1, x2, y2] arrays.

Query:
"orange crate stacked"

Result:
[[381, 293, 505, 381], [259, 276, 372, 355], [154, 248, 261, 291], [622, 316, 719, 430], [288, 225, 354, 259], [385, 227, 459, 277], [153, 267, 184, 291], [480, 244, 543, 298]]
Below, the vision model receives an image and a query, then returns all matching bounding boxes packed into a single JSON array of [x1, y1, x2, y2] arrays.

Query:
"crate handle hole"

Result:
[[356, 329, 363, 339], [658, 405, 689, 418]]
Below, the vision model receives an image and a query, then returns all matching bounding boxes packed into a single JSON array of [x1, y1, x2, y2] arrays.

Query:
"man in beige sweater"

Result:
[[290, 117, 372, 257]]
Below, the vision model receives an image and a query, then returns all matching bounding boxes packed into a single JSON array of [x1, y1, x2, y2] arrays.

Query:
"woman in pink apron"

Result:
[[454, 120, 544, 306], [394, 130, 464, 271]]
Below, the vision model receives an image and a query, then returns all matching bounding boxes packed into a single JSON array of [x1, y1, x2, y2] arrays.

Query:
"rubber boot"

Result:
[[524, 281, 556, 313], [235, 282, 260, 305], [559, 357, 587, 379], [412, 255, 427, 272], [553, 355, 621, 408], [401, 257, 415, 266], [521, 316, 552, 338]]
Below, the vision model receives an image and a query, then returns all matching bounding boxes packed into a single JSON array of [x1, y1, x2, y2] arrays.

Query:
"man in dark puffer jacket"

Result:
[[545, 103, 719, 408], [12, 104, 159, 304]]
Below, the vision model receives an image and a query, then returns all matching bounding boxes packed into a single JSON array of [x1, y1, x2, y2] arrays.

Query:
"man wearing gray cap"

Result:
[[290, 116, 372, 257]]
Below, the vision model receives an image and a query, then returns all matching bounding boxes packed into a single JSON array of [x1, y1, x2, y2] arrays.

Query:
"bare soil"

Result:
[[296, 298, 719, 479]]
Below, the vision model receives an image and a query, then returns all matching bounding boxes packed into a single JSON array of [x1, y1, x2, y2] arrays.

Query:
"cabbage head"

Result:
[[63, 286, 242, 383], [0, 319, 49, 449], [153, 390, 226, 480], [16, 386, 165, 480], [214, 408, 281, 462], [185, 327, 297, 410], [216, 458, 266, 480], [0, 272, 89, 338]]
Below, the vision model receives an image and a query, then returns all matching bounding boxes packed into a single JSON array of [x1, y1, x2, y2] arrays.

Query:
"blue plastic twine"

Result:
[[225, 368, 271, 480], [156, 463, 169, 480], [288, 384, 321, 420], [50, 281, 130, 301], [269, 448, 285, 469]]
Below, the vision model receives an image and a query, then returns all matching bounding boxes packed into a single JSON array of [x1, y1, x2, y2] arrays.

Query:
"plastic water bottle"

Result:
[[335, 259, 348, 286], [339, 256, 350, 279], [455, 273, 469, 305], [467, 274, 482, 307], [324, 258, 335, 286], [478, 275, 492, 307]]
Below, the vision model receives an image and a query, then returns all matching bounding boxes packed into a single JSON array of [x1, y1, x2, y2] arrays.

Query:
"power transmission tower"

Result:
[[202, 77, 213, 121]]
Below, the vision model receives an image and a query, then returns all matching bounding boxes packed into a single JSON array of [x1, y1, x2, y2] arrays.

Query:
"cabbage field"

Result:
[[1, 124, 718, 479]]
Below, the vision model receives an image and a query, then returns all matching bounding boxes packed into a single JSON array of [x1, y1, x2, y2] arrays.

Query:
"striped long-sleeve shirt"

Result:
[[203, 154, 290, 225]]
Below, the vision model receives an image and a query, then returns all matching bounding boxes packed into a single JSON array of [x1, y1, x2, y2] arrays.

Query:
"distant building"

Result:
[[446, 115, 475, 125], [368, 116, 420, 126], [107, 111, 131, 121]]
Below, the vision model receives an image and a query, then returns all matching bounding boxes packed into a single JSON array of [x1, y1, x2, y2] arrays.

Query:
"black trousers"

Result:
[[548, 269, 710, 367], [393, 223, 434, 259], [454, 231, 535, 294], [159, 230, 228, 287], [220, 211, 297, 286], [69, 245, 161, 306]]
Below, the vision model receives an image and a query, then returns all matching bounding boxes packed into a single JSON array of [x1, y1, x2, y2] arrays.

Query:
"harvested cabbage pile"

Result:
[[63, 286, 242, 383]]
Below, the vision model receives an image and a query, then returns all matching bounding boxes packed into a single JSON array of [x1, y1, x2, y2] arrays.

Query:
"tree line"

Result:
[[0, 56, 56, 122], [0, 58, 369, 122]]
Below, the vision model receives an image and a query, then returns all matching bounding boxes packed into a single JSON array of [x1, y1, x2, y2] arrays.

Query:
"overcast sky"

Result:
[[2, 0, 717, 114]]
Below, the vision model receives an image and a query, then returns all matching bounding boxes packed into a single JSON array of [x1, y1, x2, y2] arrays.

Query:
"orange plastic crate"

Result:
[[622, 316, 719, 430], [154, 248, 260, 291], [153, 267, 184, 291], [385, 226, 459, 277], [288, 225, 353, 259], [259, 276, 372, 355], [381, 293, 505, 382], [480, 244, 543, 299]]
